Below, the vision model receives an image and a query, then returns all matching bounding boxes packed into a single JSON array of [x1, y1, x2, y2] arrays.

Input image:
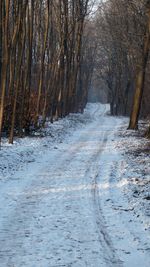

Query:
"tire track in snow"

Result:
[[0, 104, 125, 267], [84, 121, 123, 267]]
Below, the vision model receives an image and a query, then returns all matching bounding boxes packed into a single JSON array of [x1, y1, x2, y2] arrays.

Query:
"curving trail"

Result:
[[0, 104, 149, 267]]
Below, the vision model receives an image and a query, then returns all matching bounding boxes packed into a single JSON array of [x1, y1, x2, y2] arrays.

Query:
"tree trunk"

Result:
[[0, 0, 10, 145], [128, 1, 150, 129], [9, 15, 25, 144], [146, 125, 150, 138]]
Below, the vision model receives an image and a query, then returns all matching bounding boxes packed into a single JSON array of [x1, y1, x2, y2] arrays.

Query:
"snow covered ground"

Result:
[[0, 103, 149, 267]]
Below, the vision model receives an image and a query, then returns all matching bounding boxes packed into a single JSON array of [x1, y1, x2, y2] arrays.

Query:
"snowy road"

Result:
[[0, 104, 149, 267]]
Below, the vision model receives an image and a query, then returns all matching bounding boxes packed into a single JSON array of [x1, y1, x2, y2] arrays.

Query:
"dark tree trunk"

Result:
[[128, 1, 150, 129]]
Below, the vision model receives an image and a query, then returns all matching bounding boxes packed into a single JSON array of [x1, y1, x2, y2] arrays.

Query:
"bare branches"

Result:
[[0, 0, 93, 143]]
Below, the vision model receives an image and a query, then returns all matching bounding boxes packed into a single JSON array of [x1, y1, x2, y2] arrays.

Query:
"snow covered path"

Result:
[[0, 104, 149, 267]]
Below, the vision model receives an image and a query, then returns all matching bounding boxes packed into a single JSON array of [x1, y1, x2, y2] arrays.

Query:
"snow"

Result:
[[0, 103, 149, 267]]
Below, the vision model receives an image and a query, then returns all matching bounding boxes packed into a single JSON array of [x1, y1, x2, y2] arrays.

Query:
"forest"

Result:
[[0, 0, 150, 144], [0, 0, 94, 144], [0, 1, 150, 266]]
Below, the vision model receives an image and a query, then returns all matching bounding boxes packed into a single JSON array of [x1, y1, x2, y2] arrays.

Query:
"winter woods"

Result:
[[92, 0, 150, 130], [0, 0, 150, 144], [0, 0, 93, 144]]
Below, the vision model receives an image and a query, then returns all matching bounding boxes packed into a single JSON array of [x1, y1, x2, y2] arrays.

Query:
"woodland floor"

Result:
[[0, 103, 149, 267]]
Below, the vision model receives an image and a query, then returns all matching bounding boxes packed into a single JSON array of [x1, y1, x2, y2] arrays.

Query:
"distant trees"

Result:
[[93, 0, 150, 130], [0, 0, 94, 144]]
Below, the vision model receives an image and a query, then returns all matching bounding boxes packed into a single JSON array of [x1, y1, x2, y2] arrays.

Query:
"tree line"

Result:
[[92, 0, 150, 134], [1, 0, 150, 145], [0, 0, 94, 144]]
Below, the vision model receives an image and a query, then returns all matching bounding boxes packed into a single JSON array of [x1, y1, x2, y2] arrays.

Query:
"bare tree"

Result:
[[128, 0, 150, 129], [0, 0, 94, 143]]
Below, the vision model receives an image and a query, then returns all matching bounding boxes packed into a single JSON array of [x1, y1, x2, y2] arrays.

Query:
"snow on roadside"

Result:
[[0, 105, 149, 226], [93, 115, 150, 266], [112, 119, 150, 233], [0, 103, 149, 266], [0, 103, 101, 181], [116, 122, 150, 222], [1, 105, 149, 223]]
